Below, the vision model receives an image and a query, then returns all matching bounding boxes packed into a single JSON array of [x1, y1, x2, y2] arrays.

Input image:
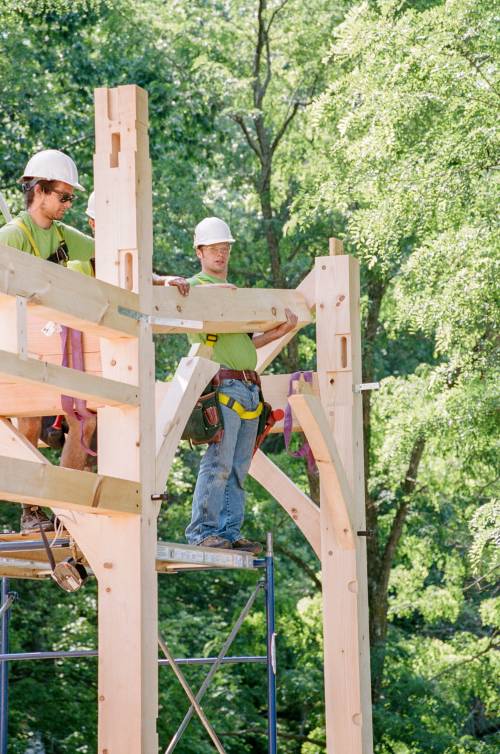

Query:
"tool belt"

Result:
[[182, 369, 264, 446]]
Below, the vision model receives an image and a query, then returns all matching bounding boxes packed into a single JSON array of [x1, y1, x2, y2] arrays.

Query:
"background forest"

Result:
[[0, 0, 498, 752]]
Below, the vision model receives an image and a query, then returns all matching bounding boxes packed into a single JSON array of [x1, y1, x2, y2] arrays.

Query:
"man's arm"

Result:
[[253, 308, 298, 348]]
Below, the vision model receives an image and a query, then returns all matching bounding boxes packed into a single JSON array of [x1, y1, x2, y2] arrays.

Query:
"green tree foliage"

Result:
[[0, 0, 498, 752]]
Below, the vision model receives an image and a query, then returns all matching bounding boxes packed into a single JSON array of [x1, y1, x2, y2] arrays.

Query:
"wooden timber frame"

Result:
[[0, 84, 373, 753]]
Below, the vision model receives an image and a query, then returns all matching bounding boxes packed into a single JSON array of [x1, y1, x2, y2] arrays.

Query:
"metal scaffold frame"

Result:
[[0, 533, 277, 753], [0, 82, 373, 753]]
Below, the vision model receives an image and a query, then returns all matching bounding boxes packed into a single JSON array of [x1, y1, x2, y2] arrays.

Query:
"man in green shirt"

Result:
[[185, 217, 297, 553], [0, 149, 95, 532]]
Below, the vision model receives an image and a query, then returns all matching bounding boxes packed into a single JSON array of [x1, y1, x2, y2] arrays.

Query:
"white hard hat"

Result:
[[86, 191, 95, 219], [193, 217, 235, 248], [20, 149, 84, 190]]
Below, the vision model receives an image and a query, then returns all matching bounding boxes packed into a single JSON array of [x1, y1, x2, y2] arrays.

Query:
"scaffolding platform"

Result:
[[0, 531, 256, 579]]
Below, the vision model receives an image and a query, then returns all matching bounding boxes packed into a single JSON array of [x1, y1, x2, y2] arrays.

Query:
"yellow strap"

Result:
[[13, 219, 65, 258], [13, 219, 42, 257], [218, 391, 263, 420]]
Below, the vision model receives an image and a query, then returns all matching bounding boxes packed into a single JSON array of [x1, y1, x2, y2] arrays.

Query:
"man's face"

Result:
[[37, 181, 75, 221], [196, 242, 231, 277]]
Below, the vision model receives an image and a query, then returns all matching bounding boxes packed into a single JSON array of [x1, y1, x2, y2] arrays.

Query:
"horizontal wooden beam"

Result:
[[0, 456, 140, 514], [151, 286, 312, 334], [0, 244, 139, 338], [0, 350, 139, 407]]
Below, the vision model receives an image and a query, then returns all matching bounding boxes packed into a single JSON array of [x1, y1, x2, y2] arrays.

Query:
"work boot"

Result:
[[197, 536, 232, 549], [20, 506, 55, 534], [232, 538, 263, 555]]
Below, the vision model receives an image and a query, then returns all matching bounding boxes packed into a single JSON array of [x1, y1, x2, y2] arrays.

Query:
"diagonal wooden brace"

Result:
[[288, 393, 355, 550], [155, 356, 220, 490]]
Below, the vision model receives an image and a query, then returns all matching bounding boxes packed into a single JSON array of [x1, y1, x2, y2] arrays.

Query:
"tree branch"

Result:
[[274, 543, 322, 591], [380, 435, 426, 581], [231, 114, 262, 160], [270, 101, 300, 155], [429, 632, 499, 680]]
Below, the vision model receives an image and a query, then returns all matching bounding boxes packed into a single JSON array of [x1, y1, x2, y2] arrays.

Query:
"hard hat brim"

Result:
[[194, 236, 235, 248]]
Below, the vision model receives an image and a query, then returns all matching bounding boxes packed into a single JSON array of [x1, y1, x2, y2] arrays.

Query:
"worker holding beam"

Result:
[[0, 154, 188, 534], [185, 217, 298, 553]]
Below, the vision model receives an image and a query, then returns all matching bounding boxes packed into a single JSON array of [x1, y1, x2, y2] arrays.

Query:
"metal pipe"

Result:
[[265, 533, 278, 754], [166, 580, 264, 754], [158, 633, 227, 754], [0, 579, 11, 754], [0, 539, 70, 553], [0, 650, 266, 665]]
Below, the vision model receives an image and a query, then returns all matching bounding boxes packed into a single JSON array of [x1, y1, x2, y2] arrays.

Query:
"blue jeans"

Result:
[[186, 379, 260, 544]]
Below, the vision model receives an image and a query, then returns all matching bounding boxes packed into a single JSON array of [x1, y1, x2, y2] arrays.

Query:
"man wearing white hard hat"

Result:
[[0, 149, 95, 533], [185, 217, 298, 553]]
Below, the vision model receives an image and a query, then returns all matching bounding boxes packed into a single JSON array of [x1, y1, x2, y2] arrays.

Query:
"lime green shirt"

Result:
[[188, 272, 258, 370], [0, 210, 94, 262]]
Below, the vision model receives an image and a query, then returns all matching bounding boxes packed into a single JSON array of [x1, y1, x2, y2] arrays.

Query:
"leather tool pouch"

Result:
[[182, 383, 224, 445]]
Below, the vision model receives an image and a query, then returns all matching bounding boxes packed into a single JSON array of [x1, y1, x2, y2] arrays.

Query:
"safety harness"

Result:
[[12, 218, 96, 456]]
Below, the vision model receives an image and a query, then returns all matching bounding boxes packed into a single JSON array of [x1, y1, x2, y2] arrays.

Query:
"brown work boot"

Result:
[[232, 538, 263, 555], [20, 506, 55, 534], [198, 535, 232, 549]]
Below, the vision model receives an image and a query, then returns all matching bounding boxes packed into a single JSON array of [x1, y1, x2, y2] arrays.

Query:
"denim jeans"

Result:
[[185, 379, 260, 544]]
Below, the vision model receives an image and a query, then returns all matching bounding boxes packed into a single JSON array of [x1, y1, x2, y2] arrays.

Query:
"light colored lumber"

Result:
[[260, 372, 320, 433], [288, 394, 354, 549], [92, 83, 159, 754], [0, 349, 139, 406], [155, 356, 219, 490], [0, 455, 140, 514], [152, 285, 312, 334], [315, 253, 373, 753], [329, 237, 344, 256], [0, 384, 101, 417], [0, 242, 139, 338], [255, 270, 315, 373], [249, 450, 320, 557]]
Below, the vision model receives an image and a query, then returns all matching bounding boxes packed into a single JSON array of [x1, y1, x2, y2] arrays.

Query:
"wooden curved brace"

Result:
[[249, 449, 321, 557], [155, 355, 220, 490], [288, 393, 355, 550]]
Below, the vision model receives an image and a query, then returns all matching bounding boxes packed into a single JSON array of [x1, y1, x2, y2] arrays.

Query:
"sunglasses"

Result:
[[50, 189, 76, 204]]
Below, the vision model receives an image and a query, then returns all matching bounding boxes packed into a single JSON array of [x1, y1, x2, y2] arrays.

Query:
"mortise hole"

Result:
[[340, 336, 348, 368], [110, 132, 121, 168], [123, 252, 134, 290]]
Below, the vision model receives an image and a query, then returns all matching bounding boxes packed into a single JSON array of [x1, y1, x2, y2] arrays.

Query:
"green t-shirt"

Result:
[[0, 210, 94, 262], [188, 272, 258, 371]]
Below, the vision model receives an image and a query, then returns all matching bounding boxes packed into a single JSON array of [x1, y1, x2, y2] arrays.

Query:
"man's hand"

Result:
[[273, 307, 298, 336], [167, 277, 190, 296], [252, 308, 299, 348]]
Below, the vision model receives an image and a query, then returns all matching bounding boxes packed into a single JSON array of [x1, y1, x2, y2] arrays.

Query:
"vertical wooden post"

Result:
[[90, 84, 158, 754], [315, 239, 373, 753]]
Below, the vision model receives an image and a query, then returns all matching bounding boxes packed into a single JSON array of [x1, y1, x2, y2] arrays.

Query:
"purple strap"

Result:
[[60, 326, 97, 457], [284, 371, 318, 474]]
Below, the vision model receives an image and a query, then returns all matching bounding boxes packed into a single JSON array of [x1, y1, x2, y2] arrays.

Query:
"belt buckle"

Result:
[[242, 370, 250, 383]]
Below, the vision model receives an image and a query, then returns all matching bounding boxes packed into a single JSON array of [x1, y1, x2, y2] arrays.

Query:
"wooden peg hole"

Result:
[[110, 132, 120, 168], [340, 336, 348, 368], [123, 252, 134, 291]]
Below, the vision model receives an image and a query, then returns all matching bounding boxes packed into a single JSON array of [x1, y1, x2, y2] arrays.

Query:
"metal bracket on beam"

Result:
[[117, 306, 203, 331], [353, 382, 380, 393]]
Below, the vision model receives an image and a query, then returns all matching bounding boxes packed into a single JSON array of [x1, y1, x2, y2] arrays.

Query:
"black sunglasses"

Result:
[[50, 189, 76, 204]]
